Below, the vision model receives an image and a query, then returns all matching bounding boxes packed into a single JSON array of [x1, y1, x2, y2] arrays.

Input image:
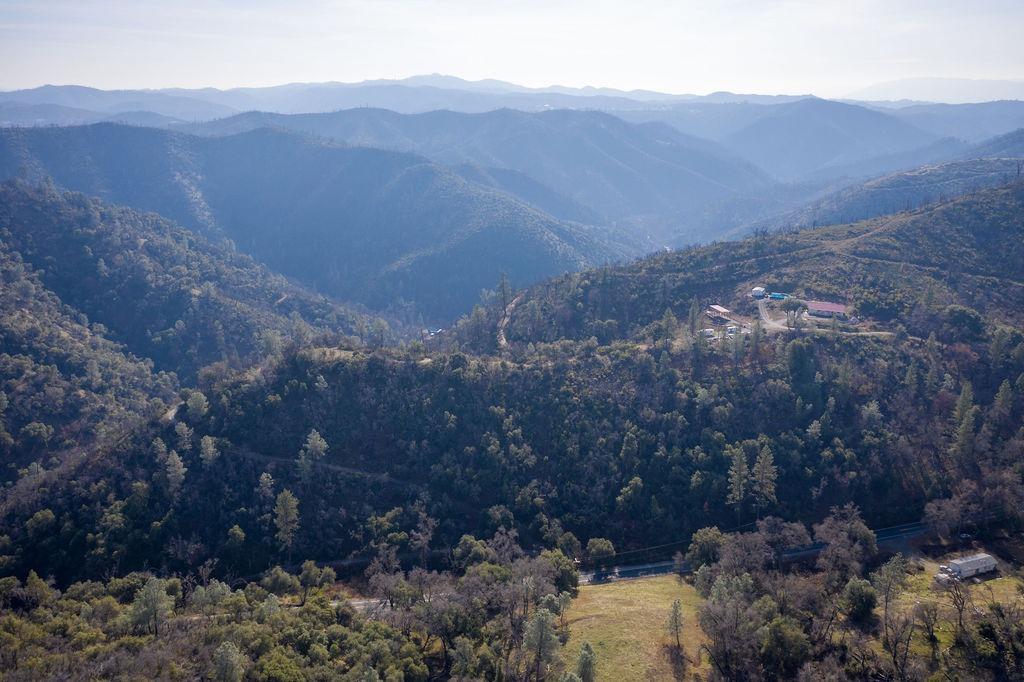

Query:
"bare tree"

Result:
[[944, 578, 972, 640], [914, 601, 940, 660]]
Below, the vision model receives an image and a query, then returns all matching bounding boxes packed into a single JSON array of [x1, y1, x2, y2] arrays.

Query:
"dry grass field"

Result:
[[563, 575, 708, 681]]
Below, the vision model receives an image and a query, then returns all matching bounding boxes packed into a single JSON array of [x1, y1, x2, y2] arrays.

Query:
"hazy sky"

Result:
[[2, 0, 1023, 95]]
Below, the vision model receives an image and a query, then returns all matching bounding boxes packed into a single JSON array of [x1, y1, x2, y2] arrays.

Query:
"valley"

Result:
[[2, 28, 1024, 679]]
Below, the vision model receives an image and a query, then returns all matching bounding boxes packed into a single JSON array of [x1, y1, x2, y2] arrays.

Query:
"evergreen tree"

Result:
[[186, 391, 209, 420], [953, 382, 975, 425], [213, 641, 247, 682], [274, 490, 300, 560], [297, 429, 328, 481], [661, 308, 678, 339], [524, 608, 560, 682], [751, 445, 778, 516], [726, 446, 749, 523], [688, 298, 700, 336], [576, 642, 597, 682], [666, 598, 684, 653], [164, 450, 187, 497], [200, 435, 220, 467]]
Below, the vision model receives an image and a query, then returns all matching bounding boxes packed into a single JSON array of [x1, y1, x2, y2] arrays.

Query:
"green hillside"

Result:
[[0, 181, 377, 381], [486, 182, 1024, 347], [0, 124, 633, 322]]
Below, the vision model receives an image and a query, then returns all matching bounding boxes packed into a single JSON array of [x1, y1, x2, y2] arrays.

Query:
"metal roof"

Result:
[[805, 300, 848, 314], [949, 553, 995, 568], [708, 304, 731, 314]]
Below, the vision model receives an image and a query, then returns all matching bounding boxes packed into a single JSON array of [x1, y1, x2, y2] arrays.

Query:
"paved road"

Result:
[[579, 521, 927, 584]]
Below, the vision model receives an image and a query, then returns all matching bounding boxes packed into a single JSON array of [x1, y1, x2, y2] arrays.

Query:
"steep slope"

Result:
[[755, 158, 1024, 230], [0, 233, 176, 473], [966, 128, 1024, 158], [490, 182, 1024, 346], [452, 163, 602, 224], [0, 181, 375, 381], [6, 185, 1024, 590], [888, 101, 1024, 142], [0, 124, 630, 321], [745, 129, 1024, 231], [723, 98, 937, 179], [182, 107, 772, 227]]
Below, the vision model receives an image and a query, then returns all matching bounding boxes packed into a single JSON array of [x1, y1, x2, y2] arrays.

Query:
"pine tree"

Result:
[[661, 308, 678, 339], [524, 608, 560, 681], [751, 445, 778, 517], [200, 435, 220, 467], [213, 641, 247, 682], [688, 298, 701, 336], [666, 598, 685, 653], [274, 490, 300, 561], [951, 406, 978, 463], [953, 382, 974, 425], [576, 641, 597, 682], [990, 379, 1014, 431], [726, 446, 749, 524], [164, 450, 187, 497], [297, 429, 328, 481]]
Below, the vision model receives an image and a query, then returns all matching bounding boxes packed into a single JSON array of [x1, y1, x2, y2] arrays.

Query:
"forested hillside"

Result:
[[0, 124, 632, 321], [1, 174, 1023, 680], [0, 182, 377, 381], [0, 231, 176, 474], [482, 182, 1024, 348], [757, 158, 1024, 230], [720, 98, 937, 179], [2, 182, 1021, 581], [183, 107, 771, 237]]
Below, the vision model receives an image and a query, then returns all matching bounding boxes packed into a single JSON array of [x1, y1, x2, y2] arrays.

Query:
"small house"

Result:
[[751, 287, 766, 299]]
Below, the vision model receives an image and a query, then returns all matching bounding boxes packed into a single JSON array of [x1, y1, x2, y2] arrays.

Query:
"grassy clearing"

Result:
[[889, 553, 1024, 655], [564, 575, 707, 681]]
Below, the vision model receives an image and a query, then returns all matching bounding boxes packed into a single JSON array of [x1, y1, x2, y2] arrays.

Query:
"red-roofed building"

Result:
[[806, 300, 848, 319]]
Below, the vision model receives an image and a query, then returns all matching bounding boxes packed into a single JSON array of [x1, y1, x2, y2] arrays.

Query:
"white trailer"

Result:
[[944, 553, 997, 580]]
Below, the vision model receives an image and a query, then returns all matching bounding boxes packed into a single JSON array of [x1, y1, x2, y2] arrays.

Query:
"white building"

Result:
[[944, 553, 997, 579], [751, 287, 766, 299]]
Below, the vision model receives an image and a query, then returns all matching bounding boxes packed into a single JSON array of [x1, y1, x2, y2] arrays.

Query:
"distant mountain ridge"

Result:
[[720, 98, 937, 179], [0, 123, 633, 321], [180, 107, 772, 236], [848, 77, 1024, 104]]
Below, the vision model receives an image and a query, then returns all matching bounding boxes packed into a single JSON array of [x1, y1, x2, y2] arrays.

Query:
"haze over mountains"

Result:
[[181, 108, 771, 224], [2, 74, 1023, 327]]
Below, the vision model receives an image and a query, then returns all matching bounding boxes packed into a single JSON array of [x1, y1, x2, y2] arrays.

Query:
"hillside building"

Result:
[[805, 300, 848, 319], [706, 304, 731, 324]]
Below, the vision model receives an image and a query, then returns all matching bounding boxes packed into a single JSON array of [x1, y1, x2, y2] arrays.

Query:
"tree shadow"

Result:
[[663, 644, 688, 681]]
